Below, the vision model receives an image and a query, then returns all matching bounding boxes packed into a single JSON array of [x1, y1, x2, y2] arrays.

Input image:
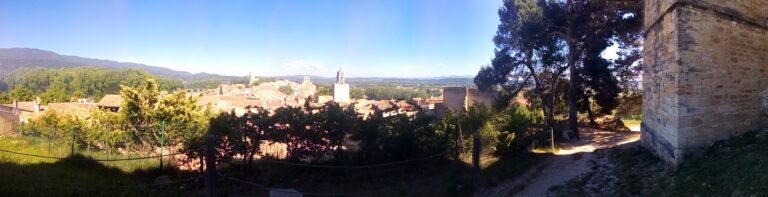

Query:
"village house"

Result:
[[0, 105, 19, 135], [97, 94, 124, 112]]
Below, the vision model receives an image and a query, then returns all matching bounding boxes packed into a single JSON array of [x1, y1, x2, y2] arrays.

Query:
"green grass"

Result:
[[621, 118, 641, 128], [479, 153, 546, 187], [0, 135, 196, 196], [664, 131, 768, 196], [0, 135, 544, 196], [552, 131, 768, 196], [219, 158, 477, 196], [212, 153, 542, 196], [0, 135, 167, 172]]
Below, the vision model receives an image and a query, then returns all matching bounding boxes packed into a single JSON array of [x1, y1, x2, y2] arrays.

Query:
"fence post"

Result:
[[47, 126, 51, 154], [160, 121, 165, 169], [550, 127, 556, 153], [472, 133, 481, 187], [71, 127, 75, 156], [106, 124, 110, 160], [455, 117, 463, 159], [205, 134, 217, 197], [472, 134, 481, 170]]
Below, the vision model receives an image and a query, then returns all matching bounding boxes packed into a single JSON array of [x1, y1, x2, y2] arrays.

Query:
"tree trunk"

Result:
[[566, 0, 580, 139], [549, 74, 562, 130], [584, 94, 597, 126], [524, 50, 553, 130], [198, 154, 205, 175], [246, 147, 258, 178], [243, 150, 249, 178]]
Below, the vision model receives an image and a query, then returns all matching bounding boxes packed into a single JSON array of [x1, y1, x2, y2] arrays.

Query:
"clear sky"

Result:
[[0, 0, 507, 78]]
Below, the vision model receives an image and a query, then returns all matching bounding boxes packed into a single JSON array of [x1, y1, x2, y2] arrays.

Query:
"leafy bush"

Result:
[[458, 104, 538, 156], [614, 92, 642, 120]]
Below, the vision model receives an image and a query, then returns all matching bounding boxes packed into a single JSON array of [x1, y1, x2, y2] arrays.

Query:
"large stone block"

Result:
[[642, 0, 768, 165]]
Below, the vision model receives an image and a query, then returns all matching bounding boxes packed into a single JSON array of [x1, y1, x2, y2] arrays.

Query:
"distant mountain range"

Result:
[[0, 48, 474, 87], [0, 48, 237, 81], [274, 75, 475, 87]]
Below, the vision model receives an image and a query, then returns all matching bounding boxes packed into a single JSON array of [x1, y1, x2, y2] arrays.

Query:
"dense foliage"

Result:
[[3, 67, 183, 103], [183, 79, 224, 90], [474, 0, 643, 136], [18, 79, 212, 153], [15, 78, 539, 180], [203, 102, 539, 171], [0, 91, 8, 104], [364, 85, 430, 100]]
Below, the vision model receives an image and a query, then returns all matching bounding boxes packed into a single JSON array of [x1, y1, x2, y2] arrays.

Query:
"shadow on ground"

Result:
[[0, 154, 198, 197]]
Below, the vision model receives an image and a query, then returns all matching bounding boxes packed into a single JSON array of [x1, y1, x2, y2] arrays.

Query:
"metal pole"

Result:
[[160, 121, 165, 169], [47, 126, 51, 154], [551, 128, 555, 153], [71, 127, 75, 156], [456, 116, 463, 158], [106, 124, 110, 160], [205, 134, 217, 197]]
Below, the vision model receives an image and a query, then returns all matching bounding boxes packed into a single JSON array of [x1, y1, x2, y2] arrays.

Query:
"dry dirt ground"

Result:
[[476, 127, 640, 197]]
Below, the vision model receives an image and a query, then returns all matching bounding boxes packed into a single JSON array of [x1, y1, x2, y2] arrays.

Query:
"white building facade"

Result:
[[333, 67, 350, 103]]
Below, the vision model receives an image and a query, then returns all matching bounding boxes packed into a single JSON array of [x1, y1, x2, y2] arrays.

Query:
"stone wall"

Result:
[[642, 0, 768, 165], [442, 87, 495, 112], [466, 88, 495, 109], [443, 87, 468, 112], [333, 83, 350, 103]]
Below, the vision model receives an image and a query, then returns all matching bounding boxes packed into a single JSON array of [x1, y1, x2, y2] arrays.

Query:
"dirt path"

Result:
[[513, 152, 593, 197], [476, 128, 640, 197]]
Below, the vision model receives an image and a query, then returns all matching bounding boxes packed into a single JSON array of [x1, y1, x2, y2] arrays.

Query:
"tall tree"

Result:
[[9, 86, 34, 101], [476, 0, 566, 131], [120, 78, 207, 149], [317, 102, 359, 161], [478, 0, 643, 138], [556, 0, 643, 135]]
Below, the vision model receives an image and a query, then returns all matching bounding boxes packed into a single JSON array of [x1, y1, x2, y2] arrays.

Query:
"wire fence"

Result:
[[0, 134, 452, 196], [0, 148, 201, 161], [250, 153, 444, 169]]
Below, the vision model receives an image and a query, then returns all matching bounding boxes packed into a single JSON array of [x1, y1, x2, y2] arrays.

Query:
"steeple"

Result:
[[336, 66, 345, 85]]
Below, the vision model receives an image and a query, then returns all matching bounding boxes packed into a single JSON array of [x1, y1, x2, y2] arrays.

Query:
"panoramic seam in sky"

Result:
[[0, 0, 508, 78]]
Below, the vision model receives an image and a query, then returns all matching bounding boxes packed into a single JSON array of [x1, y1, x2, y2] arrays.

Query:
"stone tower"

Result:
[[248, 72, 259, 86], [642, 0, 768, 165], [333, 67, 350, 103]]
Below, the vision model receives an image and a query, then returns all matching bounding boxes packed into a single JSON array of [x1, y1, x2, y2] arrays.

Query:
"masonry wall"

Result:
[[333, 83, 350, 103], [642, 0, 768, 164], [466, 89, 495, 109], [443, 87, 468, 112]]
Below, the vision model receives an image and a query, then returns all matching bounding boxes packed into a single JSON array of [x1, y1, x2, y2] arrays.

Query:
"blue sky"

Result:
[[0, 0, 511, 78]]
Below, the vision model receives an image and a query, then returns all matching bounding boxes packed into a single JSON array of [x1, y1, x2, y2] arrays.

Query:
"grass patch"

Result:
[[552, 131, 768, 196], [621, 118, 641, 128], [665, 131, 768, 196], [480, 152, 545, 187], [214, 152, 543, 196], [0, 135, 544, 196], [0, 135, 196, 196], [0, 135, 170, 172]]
